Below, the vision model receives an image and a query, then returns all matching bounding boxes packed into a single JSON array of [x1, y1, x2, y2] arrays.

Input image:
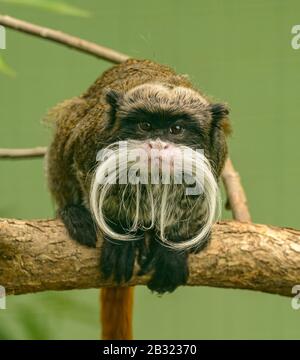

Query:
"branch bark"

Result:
[[0, 15, 129, 64], [0, 218, 299, 297]]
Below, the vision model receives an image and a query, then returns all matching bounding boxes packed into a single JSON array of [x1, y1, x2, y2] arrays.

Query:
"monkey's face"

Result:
[[104, 83, 230, 176], [89, 83, 230, 249]]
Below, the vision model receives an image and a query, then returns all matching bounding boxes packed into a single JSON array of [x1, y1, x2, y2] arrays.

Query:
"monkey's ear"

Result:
[[104, 89, 123, 108], [209, 103, 229, 121], [209, 103, 231, 135]]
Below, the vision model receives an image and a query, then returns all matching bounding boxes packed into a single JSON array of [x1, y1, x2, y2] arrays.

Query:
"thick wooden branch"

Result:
[[0, 218, 299, 297], [0, 15, 129, 64]]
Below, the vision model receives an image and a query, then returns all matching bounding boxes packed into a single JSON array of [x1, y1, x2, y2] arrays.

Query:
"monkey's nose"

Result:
[[148, 140, 169, 150]]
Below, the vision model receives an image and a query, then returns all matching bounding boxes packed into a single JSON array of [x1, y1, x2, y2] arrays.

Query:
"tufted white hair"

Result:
[[90, 140, 220, 250]]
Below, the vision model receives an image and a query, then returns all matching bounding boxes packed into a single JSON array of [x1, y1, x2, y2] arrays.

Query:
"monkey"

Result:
[[45, 58, 230, 340]]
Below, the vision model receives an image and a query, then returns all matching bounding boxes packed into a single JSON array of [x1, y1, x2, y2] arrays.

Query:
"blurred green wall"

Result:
[[1, 0, 300, 339]]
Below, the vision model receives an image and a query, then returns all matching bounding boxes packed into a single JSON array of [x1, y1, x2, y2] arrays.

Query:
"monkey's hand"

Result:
[[59, 205, 97, 248], [138, 240, 189, 294]]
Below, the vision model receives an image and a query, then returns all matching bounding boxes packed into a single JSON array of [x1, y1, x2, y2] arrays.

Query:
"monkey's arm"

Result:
[[46, 98, 98, 248]]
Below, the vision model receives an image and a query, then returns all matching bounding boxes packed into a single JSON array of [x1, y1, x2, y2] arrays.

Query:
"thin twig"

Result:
[[221, 158, 251, 222], [0, 147, 47, 159], [0, 15, 129, 64]]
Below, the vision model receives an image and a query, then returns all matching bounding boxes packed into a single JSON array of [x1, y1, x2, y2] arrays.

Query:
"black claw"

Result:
[[59, 205, 97, 248]]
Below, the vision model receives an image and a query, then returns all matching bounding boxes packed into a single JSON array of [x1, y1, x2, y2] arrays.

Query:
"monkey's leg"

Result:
[[59, 205, 97, 248]]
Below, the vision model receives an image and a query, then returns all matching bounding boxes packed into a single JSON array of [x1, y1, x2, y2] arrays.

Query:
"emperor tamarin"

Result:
[[46, 59, 230, 294]]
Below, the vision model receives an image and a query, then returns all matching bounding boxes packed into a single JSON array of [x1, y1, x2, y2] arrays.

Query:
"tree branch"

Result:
[[0, 147, 47, 159], [222, 158, 251, 222], [0, 218, 298, 297], [0, 15, 129, 64]]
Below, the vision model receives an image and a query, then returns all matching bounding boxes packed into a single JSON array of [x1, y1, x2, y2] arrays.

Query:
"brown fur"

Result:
[[101, 287, 134, 340]]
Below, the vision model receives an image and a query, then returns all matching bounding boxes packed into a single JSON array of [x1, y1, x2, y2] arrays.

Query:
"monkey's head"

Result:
[[104, 82, 230, 170], [90, 82, 230, 249]]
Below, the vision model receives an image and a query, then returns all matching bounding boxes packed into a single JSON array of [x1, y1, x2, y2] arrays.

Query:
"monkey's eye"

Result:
[[170, 124, 184, 135], [139, 122, 152, 131]]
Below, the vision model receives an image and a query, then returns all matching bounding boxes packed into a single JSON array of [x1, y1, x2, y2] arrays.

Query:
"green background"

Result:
[[0, 0, 300, 339]]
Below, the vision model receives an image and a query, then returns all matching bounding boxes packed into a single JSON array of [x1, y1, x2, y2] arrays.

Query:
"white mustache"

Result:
[[89, 140, 220, 250]]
